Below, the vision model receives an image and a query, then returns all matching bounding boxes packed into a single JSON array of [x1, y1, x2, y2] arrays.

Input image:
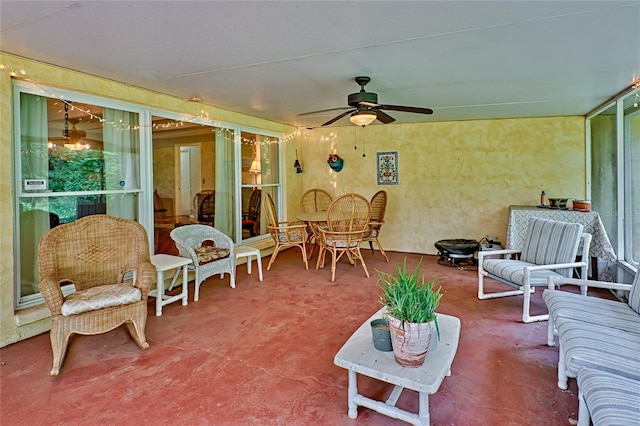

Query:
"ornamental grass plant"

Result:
[[377, 257, 443, 338]]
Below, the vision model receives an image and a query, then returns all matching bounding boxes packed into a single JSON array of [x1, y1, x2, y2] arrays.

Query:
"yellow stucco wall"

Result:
[[291, 117, 586, 255], [0, 52, 586, 347]]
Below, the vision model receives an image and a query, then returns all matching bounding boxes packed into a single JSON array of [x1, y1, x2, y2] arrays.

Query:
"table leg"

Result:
[[386, 385, 404, 406], [256, 253, 263, 281], [246, 255, 252, 275], [156, 270, 164, 317], [418, 391, 430, 425], [347, 370, 359, 419], [181, 265, 188, 306]]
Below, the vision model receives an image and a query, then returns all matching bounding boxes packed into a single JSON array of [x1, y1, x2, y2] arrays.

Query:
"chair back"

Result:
[[246, 189, 262, 222], [370, 190, 387, 224], [300, 189, 333, 213], [520, 217, 583, 278], [197, 192, 215, 224], [327, 193, 371, 233], [264, 193, 278, 227], [38, 215, 151, 291]]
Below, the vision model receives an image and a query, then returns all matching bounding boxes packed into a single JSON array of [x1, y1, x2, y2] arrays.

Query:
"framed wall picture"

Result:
[[377, 151, 398, 185]]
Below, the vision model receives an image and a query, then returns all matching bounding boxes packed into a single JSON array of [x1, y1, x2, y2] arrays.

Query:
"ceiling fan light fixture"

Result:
[[349, 110, 376, 127]]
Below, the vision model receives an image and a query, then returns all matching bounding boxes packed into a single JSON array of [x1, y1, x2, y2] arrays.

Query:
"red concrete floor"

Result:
[[1, 249, 599, 425]]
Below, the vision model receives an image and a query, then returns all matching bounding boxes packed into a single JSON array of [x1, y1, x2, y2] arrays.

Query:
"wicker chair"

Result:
[[300, 188, 333, 213], [316, 193, 371, 281], [170, 225, 235, 299], [362, 190, 389, 262], [264, 193, 308, 270], [38, 215, 155, 376]]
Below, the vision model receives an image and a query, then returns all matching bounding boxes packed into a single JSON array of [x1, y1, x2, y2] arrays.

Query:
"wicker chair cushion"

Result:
[[277, 230, 303, 242], [61, 284, 141, 316], [326, 238, 359, 248], [194, 246, 230, 265]]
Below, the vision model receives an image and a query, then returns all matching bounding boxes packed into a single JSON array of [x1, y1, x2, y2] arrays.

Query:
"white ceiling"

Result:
[[1, 1, 639, 128]]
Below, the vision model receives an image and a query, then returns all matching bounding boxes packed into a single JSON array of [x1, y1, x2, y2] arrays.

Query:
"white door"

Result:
[[178, 146, 201, 216]]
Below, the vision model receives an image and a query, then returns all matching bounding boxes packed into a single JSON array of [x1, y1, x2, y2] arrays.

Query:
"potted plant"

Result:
[[378, 257, 443, 367]]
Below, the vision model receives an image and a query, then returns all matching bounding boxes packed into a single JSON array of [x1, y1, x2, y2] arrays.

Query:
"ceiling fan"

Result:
[[299, 76, 433, 127]]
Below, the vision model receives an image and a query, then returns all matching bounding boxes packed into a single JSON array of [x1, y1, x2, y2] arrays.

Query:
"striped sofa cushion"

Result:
[[577, 368, 640, 426], [483, 259, 564, 287], [543, 289, 640, 335], [556, 317, 640, 382], [520, 218, 583, 278], [627, 272, 640, 314]]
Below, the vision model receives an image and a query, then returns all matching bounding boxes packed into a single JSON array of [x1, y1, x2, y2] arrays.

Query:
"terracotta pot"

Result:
[[387, 315, 434, 367], [572, 200, 591, 212]]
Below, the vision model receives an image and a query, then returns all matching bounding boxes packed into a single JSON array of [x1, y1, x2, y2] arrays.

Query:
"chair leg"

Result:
[[49, 323, 71, 377], [300, 244, 309, 270], [547, 314, 557, 347], [557, 340, 569, 390], [375, 238, 390, 262], [577, 390, 590, 426], [316, 245, 327, 270], [125, 314, 149, 350], [357, 248, 370, 278], [330, 249, 338, 282], [522, 285, 549, 323], [194, 270, 203, 302], [267, 244, 282, 271]]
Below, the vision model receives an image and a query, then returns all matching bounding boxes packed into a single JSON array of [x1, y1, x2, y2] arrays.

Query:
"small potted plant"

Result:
[[378, 257, 443, 367]]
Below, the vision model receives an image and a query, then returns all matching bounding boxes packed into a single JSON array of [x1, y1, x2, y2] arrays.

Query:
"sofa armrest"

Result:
[[547, 275, 633, 292], [477, 248, 521, 262]]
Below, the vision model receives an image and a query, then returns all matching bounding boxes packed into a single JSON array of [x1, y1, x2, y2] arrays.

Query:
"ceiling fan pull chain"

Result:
[[354, 127, 358, 150]]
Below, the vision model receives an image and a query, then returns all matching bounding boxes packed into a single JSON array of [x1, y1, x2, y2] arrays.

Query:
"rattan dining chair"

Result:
[[316, 193, 371, 281], [264, 193, 309, 270], [300, 188, 333, 213], [300, 188, 333, 253], [362, 190, 389, 262], [38, 215, 155, 376]]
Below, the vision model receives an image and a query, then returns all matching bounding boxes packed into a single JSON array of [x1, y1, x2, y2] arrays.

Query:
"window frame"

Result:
[[586, 85, 640, 274], [12, 81, 283, 309]]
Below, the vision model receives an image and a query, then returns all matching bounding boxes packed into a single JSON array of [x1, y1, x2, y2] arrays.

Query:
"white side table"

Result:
[[150, 254, 193, 317], [234, 246, 263, 282]]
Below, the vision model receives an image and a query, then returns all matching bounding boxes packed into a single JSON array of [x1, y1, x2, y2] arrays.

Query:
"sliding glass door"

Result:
[[14, 87, 143, 307], [12, 82, 283, 310]]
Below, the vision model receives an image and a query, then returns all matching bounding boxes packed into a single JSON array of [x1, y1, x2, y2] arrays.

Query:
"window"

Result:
[[12, 82, 283, 309], [588, 86, 640, 269], [150, 117, 282, 252], [13, 85, 143, 308]]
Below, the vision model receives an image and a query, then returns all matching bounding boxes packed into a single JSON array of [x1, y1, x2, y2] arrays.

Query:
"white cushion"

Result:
[[61, 284, 141, 316]]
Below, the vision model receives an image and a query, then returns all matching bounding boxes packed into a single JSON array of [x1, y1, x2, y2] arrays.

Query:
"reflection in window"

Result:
[[16, 92, 141, 304]]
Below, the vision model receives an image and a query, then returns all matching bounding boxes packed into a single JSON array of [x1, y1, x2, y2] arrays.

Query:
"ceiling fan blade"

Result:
[[321, 109, 355, 126], [379, 104, 433, 115], [376, 110, 395, 124], [359, 101, 380, 108], [299, 107, 352, 116]]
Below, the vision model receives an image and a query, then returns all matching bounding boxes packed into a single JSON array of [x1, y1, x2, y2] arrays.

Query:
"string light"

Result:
[[1, 62, 304, 142]]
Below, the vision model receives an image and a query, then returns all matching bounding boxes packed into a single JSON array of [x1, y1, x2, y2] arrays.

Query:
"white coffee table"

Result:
[[334, 309, 461, 426], [150, 254, 193, 317]]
